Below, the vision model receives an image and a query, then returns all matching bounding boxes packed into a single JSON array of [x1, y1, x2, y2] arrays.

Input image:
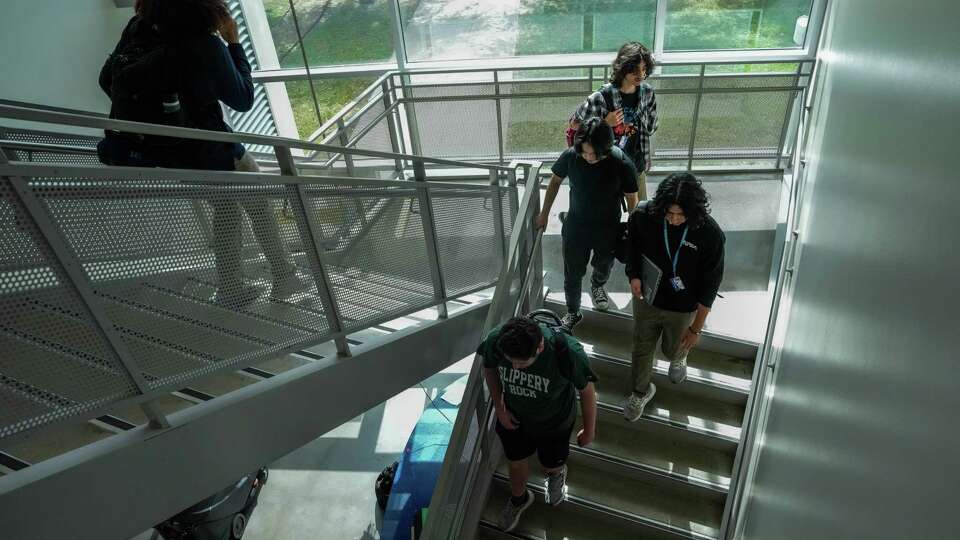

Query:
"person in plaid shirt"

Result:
[[570, 42, 658, 200]]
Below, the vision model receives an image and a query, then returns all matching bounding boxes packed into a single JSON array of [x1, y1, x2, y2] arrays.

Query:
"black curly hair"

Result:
[[611, 41, 656, 87], [647, 173, 711, 228], [497, 317, 542, 359]]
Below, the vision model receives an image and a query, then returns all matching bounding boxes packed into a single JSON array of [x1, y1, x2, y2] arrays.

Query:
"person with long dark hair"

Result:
[[537, 118, 639, 328], [100, 0, 305, 308], [569, 41, 658, 200], [622, 173, 725, 421]]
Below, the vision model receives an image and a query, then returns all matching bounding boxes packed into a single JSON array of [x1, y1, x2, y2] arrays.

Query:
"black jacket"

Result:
[[100, 17, 253, 170], [625, 209, 725, 312]]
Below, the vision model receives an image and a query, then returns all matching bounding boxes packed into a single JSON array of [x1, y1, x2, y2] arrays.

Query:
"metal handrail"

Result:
[[421, 161, 544, 540], [0, 104, 512, 173], [718, 62, 820, 539]]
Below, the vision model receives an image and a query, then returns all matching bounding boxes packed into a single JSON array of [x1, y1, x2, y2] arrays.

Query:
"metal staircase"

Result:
[[0, 103, 540, 540]]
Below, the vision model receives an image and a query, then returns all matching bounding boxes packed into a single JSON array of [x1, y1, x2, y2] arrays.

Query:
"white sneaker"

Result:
[[623, 383, 656, 422], [271, 270, 308, 301], [669, 355, 688, 384]]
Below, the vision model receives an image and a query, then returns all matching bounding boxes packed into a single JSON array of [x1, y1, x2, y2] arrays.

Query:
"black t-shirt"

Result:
[[551, 146, 639, 226], [624, 210, 726, 312]]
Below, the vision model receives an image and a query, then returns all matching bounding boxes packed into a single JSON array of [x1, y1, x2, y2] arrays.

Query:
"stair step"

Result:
[[571, 314, 754, 391], [590, 357, 744, 443], [576, 406, 733, 494], [485, 451, 720, 539], [0, 421, 114, 465]]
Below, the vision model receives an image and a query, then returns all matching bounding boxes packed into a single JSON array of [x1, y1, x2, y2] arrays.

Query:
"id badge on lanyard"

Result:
[[664, 222, 689, 291]]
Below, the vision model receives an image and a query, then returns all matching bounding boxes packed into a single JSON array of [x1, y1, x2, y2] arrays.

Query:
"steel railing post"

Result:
[[382, 78, 404, 178], [489, 169, 507, 263], [775, 62, 806, 170], [687, 64, 707, 171], [412, 159, 448, 318], [494, 70, 506, 165], [336, 117, 356, 177], [274, 146, 352, 356]]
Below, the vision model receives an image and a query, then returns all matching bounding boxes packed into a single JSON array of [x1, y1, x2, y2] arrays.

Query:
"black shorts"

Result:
[[495, 421, 573, 468]]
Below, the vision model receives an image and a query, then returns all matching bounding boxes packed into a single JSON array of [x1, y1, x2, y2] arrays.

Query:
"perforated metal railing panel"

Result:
[[343, 99, 394, 157], [27, 176, 334, 395], [344, 71, 804, 167], [0, 178, 141, 438], [0, 128, 102, 166], [303, 184, 435, 330], [430, 187, 505, 297]]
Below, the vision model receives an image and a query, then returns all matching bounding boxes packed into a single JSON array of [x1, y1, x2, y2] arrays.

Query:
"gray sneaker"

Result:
[[271, 270, 308, 301], [499, 488, 534, 532], [669, 355, 688, 384], [561, 311, 583, 331], [590, 285, 610, 312], [544, 464, 568, 506], [623, 383, 657, 422]]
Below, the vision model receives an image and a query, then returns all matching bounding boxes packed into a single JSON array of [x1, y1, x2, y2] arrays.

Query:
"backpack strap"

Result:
[[601, 83, 622, 112], [551, 330, 574, 382]]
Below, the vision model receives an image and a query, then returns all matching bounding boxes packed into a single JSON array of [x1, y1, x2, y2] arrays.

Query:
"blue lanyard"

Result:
[[663, 221, 689, 277]]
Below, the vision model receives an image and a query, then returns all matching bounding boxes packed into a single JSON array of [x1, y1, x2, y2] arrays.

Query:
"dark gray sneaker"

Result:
[[499, 489, 534, 532], [561, 311, 583, 331], [544, 464, 568, 506], [590, 285, 610, 312], [669, 354, 688, 384]]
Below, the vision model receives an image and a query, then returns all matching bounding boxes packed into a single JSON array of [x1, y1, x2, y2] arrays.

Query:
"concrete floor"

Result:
[[131, 358, 473, 540]]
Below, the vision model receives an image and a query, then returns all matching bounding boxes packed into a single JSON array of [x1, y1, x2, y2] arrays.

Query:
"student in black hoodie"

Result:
[[622, 173, 724, 421], [101, 0, 305, 308]]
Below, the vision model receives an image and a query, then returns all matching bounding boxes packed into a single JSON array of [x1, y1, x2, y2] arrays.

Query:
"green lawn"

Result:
[[284, 78, 377, 139], [264, 0, 393, 137], [263, 0, 808, 153]]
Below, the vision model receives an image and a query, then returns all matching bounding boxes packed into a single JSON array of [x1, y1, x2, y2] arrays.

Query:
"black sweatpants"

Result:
[[562, 221, 616, 313]]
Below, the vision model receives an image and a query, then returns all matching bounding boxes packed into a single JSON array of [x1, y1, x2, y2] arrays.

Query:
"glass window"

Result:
[[263, 0, 396, 68], [284, 77, 379, 139], [665, 0, 814, 51], [401, 0, 656, 62]]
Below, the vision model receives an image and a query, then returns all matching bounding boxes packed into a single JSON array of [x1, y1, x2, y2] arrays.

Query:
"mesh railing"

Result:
[[421, 161, 544, 539], [0, 104, 523, 444], [302, 61, 813, 174]]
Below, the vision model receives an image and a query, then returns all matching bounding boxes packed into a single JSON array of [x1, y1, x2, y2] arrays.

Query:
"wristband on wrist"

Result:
[[688, 326, 701, 335]]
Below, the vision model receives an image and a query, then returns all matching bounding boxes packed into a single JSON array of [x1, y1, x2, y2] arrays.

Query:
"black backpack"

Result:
[[525, 309, 576, 381], [98, 17, 184, 166]]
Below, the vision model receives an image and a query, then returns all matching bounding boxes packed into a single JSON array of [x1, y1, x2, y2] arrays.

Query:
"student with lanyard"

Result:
[[621, 173, 725, 421]]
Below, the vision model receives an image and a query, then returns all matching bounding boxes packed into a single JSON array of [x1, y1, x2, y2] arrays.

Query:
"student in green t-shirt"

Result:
[[478, 316, 598, 532]]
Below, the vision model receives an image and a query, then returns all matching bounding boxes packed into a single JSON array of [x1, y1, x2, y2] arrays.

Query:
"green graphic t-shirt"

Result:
[[478, 323, 598, 436]]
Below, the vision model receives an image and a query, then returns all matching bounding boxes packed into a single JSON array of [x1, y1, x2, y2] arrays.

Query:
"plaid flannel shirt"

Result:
[[572, 82, 659, 171]]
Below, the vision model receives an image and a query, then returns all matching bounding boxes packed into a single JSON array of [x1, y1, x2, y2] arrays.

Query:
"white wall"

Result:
[[740, 0, 960, 538], [0, 0, 132, 114]]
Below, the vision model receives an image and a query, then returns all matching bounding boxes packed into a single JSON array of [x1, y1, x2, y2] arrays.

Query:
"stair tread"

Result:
[[577, 407, 733, 489], [591, 359, 744, 440], [0, 421, 113, 464], [488, 449, 721, 538], [573, 320, 753, 386]]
